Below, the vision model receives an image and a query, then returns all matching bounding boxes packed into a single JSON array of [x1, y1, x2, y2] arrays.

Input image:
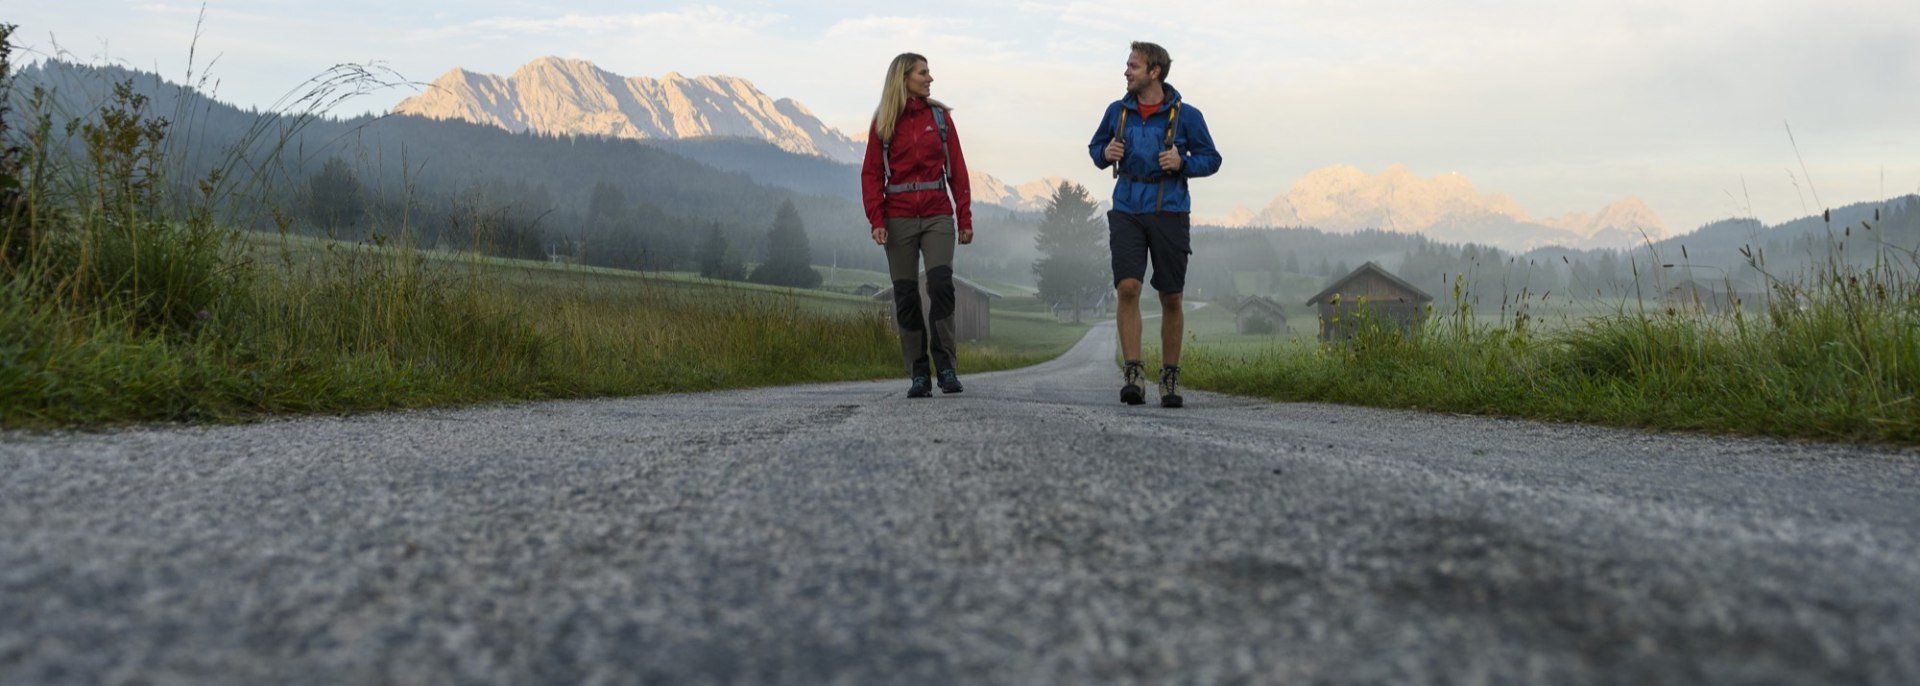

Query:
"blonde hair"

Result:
[[872, 53, 949, 143]]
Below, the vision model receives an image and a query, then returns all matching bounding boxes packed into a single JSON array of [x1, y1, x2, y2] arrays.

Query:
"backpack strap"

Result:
[[1163, 101, 1181, 150], [930, 106, 951, 186]]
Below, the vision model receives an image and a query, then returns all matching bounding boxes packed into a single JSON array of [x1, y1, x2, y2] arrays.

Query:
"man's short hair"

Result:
[[1131, 41, 1172, 82]]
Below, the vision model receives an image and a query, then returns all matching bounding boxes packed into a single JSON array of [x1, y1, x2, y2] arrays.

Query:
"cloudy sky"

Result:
[[11, 0, 1919, 232]]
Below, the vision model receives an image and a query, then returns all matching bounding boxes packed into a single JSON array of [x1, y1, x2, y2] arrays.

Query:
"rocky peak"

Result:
[[393, 58, 863, 162]]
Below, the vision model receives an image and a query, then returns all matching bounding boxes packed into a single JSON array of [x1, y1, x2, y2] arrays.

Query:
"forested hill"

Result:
[[1644, 196, 1920, 274], [13, 60, 893, 273], [646, 137, 861, 202]]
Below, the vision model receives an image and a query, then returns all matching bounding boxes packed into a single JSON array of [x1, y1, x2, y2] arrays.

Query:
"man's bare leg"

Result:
[[1116, 279, 1148, 404], [1159, 291, 1183, 366], [1116, 279, 1144, 361], [1157, 290, 1186, 407]]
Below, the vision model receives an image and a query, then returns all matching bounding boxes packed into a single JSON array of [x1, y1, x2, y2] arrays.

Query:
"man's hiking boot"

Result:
[[1121, 360, 1146, 405], [937, 369, 964, 394], [1159, 365, 1184, 408], [908, 376, 933, 398]]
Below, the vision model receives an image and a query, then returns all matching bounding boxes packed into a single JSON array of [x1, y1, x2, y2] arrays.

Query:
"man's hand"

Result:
[[1104, 139, 1126, 163], [1159, 145, 1183, 172], [871, 226, 888, 245], [958, 228, 973, 245]]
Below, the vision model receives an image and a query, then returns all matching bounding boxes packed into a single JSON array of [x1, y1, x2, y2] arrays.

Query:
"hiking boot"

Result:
[[908, 376, 933, 398], [1120, 360, 1146, 405], [1159, 365, 1184, 408], [937, 369, 964, 394]]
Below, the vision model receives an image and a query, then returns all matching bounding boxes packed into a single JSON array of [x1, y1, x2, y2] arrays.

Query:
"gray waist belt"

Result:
[[886, 180, 947, 193]]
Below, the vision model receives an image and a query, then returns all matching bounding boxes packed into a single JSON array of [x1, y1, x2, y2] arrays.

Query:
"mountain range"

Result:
[[1222, 164, 1670, 252], [967, 173, 1074, 213], [395, 56, 865, 163]]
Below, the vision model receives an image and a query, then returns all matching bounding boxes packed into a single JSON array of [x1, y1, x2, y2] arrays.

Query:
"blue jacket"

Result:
[[1088, 83, 1222, 214]]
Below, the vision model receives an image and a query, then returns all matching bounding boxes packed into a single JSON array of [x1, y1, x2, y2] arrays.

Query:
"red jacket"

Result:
[[861, 97, 973, 231]]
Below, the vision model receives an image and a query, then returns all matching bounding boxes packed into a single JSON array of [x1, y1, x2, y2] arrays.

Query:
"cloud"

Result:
[[419, 6, 784, 40]]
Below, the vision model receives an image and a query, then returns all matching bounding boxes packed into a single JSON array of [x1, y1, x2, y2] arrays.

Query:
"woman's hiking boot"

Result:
[[1159, 365, 1184, 408], [1121, 360, 1146, 405], [937, 369, 964, 394], [908, 376, 933, 398]]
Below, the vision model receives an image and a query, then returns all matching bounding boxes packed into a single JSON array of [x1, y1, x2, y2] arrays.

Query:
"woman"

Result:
[[861, 53, 974, 398]]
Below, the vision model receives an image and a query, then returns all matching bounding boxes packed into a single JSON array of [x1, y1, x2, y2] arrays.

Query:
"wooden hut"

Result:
[[1661, 279, 1759, 313], [1305, 262, 1433, 341], [873, 274, 1003, 341], [1232, 295, 1289, 334], [851, 283, 882, 297]]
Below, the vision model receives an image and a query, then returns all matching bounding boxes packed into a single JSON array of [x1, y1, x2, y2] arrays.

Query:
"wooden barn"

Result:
[[1306, 262, 1433, 341], [1232, 295, 1289, 334], [1661, 279, 1759, 314], [873, 273, 1003, 341]]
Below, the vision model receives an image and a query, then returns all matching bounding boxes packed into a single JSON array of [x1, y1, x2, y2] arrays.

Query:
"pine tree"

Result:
[[698, 225, 730, 279], [306, 157, 363, 235], [587, 183, 626, 232], [1032, 181, 1107, 323], [748, 200, 821, 288]]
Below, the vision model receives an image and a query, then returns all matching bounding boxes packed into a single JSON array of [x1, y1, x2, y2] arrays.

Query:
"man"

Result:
[[1088, 41, 1222, 407]]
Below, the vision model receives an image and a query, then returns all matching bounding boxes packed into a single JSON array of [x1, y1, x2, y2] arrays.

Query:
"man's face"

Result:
[[1124, 51, 1156, 93]]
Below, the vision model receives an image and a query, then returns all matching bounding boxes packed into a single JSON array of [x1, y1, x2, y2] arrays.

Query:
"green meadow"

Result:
[[1168, 269, 1920, 443]]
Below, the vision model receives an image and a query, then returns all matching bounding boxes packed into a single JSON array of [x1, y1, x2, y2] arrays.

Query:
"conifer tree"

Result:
[[748, 200, 821, 288], [1032, 181, 1107, 323]]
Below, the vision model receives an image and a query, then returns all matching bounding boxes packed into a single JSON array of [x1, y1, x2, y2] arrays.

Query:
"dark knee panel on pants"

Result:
[[926, 266, 955, 321], [892, 280, 924, 331]]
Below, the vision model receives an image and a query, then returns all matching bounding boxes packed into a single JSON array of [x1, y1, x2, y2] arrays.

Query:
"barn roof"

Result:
[[1233, 295, 1287, 315], [872, 273, 1004, 300], [1305, 261, 1433, 305], [1665, 279, 1758, 296]]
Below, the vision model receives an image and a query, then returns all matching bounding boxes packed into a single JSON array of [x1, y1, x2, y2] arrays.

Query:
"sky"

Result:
[[9, 0, 1920, 232]]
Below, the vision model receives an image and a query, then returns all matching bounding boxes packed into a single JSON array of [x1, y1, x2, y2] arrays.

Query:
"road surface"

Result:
[[4, 323, 1917, 684]]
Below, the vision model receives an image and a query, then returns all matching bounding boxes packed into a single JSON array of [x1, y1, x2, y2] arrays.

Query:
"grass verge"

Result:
[[1178, 260, 1920, 444]]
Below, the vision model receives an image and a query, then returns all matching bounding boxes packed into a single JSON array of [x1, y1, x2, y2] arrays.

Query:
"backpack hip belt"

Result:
[[885, 180, 947, 194]]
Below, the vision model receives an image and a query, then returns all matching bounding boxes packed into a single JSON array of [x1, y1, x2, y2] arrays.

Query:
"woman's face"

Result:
[[906, 60, 932, 99]]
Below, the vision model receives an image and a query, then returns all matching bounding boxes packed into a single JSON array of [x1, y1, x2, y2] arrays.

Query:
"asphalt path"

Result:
[[4, 322, 1918, 684]]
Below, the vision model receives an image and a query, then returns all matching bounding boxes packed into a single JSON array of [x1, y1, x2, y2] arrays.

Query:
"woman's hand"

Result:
[[871, 226, 888, 245], [958, 228, 973, 245]]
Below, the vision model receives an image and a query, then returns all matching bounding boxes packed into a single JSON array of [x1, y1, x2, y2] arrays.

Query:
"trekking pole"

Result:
[[1111, 109, 1127, 179]]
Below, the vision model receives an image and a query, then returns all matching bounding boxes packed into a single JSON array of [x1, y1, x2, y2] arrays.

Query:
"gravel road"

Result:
[[4, 323, 1917, 684]]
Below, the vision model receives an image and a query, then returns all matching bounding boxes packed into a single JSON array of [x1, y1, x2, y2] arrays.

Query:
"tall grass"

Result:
[[1185, 226, 1920, 443], [0, 27, 921, 428]]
